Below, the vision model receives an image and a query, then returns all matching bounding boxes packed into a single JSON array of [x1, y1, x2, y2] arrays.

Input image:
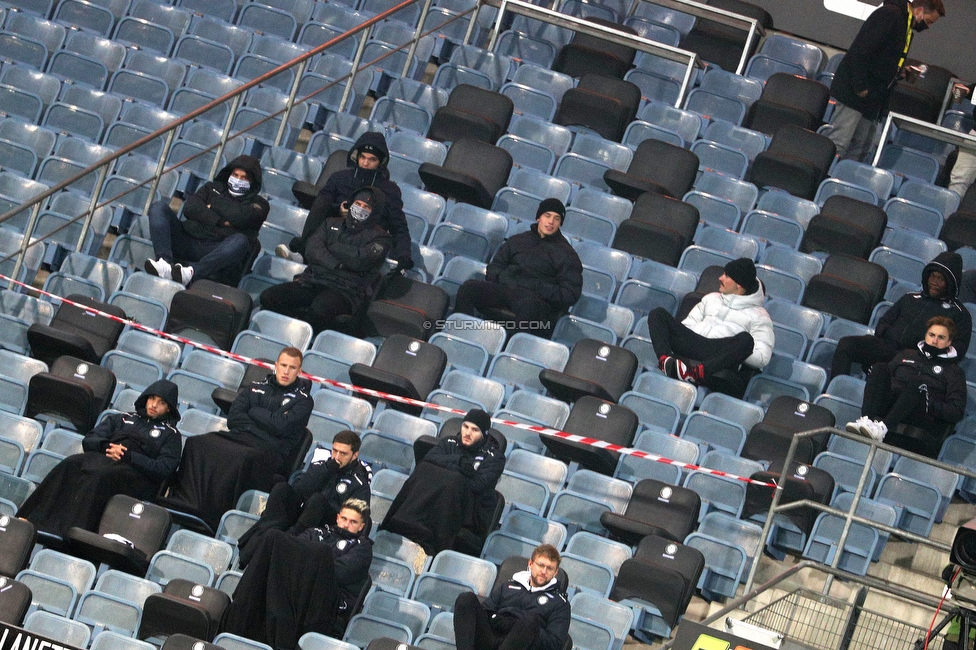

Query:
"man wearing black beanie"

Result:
[[455, 197, 583, 337], [646, 257, 774, 387]]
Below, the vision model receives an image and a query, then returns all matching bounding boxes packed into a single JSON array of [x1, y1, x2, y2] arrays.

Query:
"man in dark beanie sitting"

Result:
[[455, 197, 583, 337], [381, 408, 506, 554], [646, 257, 775, 386]]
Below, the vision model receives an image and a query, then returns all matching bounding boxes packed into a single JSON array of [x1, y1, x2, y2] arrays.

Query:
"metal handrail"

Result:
[[743, 425, 976, 595], [1, 0, 428, 289], [488, 0, 705, 107]]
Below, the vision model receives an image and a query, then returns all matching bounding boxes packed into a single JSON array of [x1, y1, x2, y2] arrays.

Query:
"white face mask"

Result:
[[227, 176, 250, 196], [349, 203, 371, 223]]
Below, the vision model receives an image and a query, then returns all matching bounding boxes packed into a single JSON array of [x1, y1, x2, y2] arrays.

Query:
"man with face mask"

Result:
[[259, 186, 392, 333], [822, 0, 945, 161], [144, 155, 269, 286], [280, 131, 413, 272]]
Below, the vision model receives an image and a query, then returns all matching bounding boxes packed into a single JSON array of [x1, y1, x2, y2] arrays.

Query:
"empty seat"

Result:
[[603, 138, 699, 201], [26, 295, 126, 367], [348, 335, 447, 416], [552, 18, 637, 80], [800, 195, 887, 260], [748, 125, 836, 200], [745, 72, 830, 135], [427, 84, 514, 146], [139, 578, 231, 642], [554, 74, 641, 143], [802, 255, 889, 325], [539, 338, 638, 403], [68, 495, 171, 576], [418, 139, 513, 209], [600, 478, 701, 545], [25, 355, 116, 433], [611, 193, 699, 267], [740, 395, 836, 469], [539, 395, 638, 476]]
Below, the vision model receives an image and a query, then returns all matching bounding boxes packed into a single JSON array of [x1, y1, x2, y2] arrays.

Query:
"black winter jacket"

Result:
[[424, 432, 506, 531], [293, 457, 373, 515], [306, 132, 413, 267], [81, 379, 182, 481], [297, 186, 392, 311], [484, 570, 571, 650], [227, 372, 314, 461], [830, 0, 913, 119], [486, 224, 583, 314], [296, 522, 373, 594], [183, 155, 270, 242], [876, 251, 972, 357], [888, 343, 967, 425]]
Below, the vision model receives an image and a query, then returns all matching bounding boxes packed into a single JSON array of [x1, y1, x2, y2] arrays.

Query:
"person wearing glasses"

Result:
[[453, 544, 570, 650]]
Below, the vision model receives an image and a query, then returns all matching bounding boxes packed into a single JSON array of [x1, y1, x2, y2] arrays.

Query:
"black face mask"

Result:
[[921, 342, 945, 356], [913, 18, 929, 32]]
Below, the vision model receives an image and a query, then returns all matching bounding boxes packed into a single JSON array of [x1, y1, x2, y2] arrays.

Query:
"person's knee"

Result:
[[454, 591, 481, 612], [647, 307, 672, 325], [224, 233, 251, 255]]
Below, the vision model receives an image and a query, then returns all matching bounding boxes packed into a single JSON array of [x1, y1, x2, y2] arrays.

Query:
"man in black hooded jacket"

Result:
[[831, 250, 971, 378], [279, 131, 413, 271], [144, 155, 270, 285], [260, 186, 392, 333], [455, 198, 582, 337], [19, 379, 182, 538]]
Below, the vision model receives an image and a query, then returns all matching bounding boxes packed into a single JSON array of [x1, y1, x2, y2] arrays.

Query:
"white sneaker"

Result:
[[144, 258, 172, 281], [275, 244, 303, 263], [845, 416, 870, 434], [173, 263, 194, 287], [858, 418, 888, 443]]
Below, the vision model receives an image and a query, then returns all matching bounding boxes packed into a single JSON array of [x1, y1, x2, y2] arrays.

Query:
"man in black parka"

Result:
[[454, 544, 571, 650], [280, 131, 413, 271], [455, 198, 583, 337], [145, 155, 270, 285], [260, 186, 392, 333], [19, 379, 182, 538], [381, 409, 506, 554], [223, 498, 373, 650], [823, 0, 945, 161], [160, 348, 314, 530]]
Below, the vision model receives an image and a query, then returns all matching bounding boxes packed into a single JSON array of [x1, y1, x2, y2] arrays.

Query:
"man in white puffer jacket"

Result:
[[647, 257, 774, 386]]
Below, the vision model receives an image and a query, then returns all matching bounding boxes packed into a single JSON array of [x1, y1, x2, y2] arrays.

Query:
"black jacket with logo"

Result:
[[484, 569, 571, 650]]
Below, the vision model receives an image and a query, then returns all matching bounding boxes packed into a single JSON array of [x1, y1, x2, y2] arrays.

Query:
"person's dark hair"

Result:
[[532, 543, 561, 566], [914, 0, 945, 17], [279, 346, 304, 364], [341, 498, 370, 519], [333, 429, 362, 453], [927, 315, 957, 341]]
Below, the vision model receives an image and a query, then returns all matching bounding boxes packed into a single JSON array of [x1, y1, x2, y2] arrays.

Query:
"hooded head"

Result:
[[134, 379, 180, 424], [346, 186, 386, 230], [214, 155, 263, 199], [347, 131, 390, 177], [922, 251, 962, 300]]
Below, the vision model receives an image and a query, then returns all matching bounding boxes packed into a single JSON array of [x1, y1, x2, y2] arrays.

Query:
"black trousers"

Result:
[[831, 335, 899, 380], [260, 281, 353, 333], [646, 307, 754, 376], [861, 362, 925, 429], [454, 592, 544, 650], [455, 280, 554, 334]]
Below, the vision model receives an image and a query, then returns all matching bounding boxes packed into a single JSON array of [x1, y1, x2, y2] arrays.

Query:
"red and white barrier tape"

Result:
[[4, 272, 776, 488]]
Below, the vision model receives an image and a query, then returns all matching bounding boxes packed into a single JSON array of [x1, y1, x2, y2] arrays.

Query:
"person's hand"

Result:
[[857, 89, 869, 98], [324, 457, 341, 473], [105, 443, 127, 461], [339, 201, 350, 218]]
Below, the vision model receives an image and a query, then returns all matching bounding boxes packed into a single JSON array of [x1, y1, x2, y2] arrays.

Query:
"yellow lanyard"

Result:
[[899, 5, 913, 68]]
